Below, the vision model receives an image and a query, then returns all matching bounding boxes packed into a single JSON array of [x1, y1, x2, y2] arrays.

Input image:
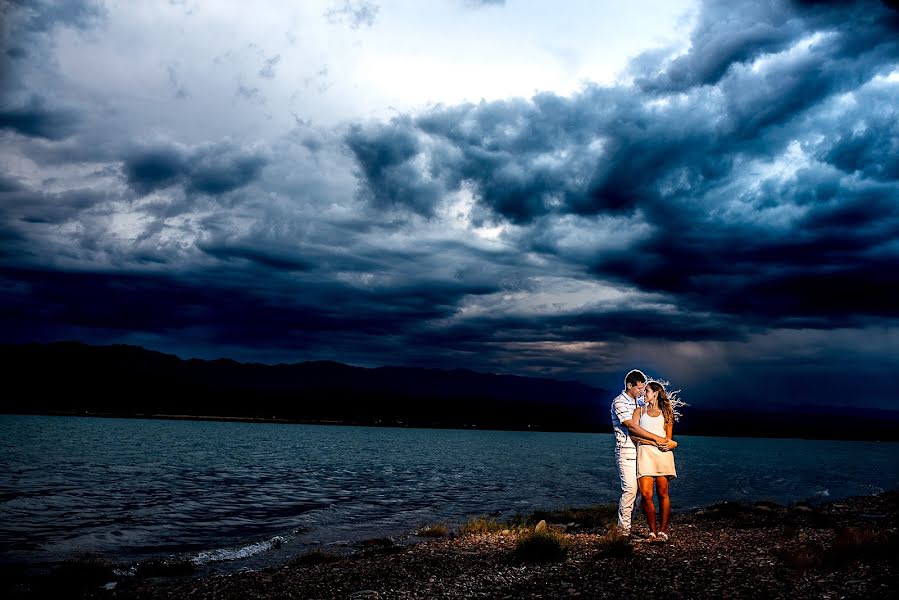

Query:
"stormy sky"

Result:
[[2, 0, 898, 410]]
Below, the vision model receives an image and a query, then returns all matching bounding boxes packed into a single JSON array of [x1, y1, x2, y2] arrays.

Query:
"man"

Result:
[[610, 369, 671, 533]]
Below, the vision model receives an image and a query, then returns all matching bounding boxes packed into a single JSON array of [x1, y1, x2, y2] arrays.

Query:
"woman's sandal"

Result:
[[657, 532, 669, 542]]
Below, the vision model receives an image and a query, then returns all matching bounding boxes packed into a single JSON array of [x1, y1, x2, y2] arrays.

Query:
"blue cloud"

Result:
[[0, 95, 79, 140], [123, 142, 269, 196]]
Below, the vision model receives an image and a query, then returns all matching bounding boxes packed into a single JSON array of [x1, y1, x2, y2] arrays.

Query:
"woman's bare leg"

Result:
[[656, 476, 671, 533], [638, 476, 657, 534]]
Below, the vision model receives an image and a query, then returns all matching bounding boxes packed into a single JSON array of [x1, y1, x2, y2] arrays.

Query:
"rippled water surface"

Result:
[[2, 415, 897, 573]]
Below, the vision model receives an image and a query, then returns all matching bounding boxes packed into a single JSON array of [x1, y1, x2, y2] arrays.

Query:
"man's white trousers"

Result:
[[615, 447, 638, 530]]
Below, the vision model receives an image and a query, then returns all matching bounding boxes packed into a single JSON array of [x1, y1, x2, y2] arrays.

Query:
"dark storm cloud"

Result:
[[3, 0, 899, 395], [349, 95, 616, 222], [412, 307, 742, 351], [9, 187, 107, 225], [345, 119, 443, 216], [817, 83, 899, 182], [124, 148, 184, 193], [344, 0, 899, 335], [352, 86, 735, 222], [0, 174, 22, 193], [197, 242, 314, 272], [635, 0, 899, 93], [123, 142, 269, 196], [0, 95, 79, 140], [0, 181, 110, 267], [633, 0, 800, 93], [349, 0, 899, 223], [1, 0, 105, 93], [5, 46, 26, 59], [824, 130, 899, 182], [0, 263, 498, 362]]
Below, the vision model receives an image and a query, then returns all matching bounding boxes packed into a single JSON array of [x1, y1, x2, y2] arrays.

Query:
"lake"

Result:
[[2, 414, 897, 574]]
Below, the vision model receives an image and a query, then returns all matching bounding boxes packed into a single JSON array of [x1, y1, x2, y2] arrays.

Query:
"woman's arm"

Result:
[[664, 420, 678, 450], [624, 408, 670, 448]]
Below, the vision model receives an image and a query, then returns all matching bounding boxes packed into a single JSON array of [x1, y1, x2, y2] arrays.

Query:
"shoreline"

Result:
[[7, 490, 897, 599], [4, 411, 899, 442]]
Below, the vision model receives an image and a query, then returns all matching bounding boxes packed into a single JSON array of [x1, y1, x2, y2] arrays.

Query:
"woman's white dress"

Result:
[[636, 408, 677, 478]]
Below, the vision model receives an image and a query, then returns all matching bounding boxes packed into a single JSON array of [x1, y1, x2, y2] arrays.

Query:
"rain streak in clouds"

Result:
[[1, 0, 898, 408]]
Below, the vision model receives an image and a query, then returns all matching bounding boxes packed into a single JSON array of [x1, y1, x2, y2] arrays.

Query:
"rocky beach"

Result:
[[7, 489, 897, 600]]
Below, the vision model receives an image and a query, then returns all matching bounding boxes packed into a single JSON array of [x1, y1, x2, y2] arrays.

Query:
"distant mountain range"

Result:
[[2, 341, 897, 440]]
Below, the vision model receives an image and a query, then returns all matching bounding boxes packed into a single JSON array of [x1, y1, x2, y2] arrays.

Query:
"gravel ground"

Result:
[[8, 490, 898, 600]]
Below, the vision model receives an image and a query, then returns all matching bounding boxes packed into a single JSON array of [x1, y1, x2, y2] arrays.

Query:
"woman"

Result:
[[634, 381, 678, 541]]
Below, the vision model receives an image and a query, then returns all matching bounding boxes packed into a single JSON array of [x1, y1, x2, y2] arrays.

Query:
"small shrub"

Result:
[[781, 521, 799, 539], [823, 527, 884, 567], [356, 537, 403, 556], [595, 526, 633, 558], [417, 523, 448, 538], [775, 543, 822, 574], [460, 516, 505, 535], [514, 528, 569, 563], [776, 527, 898, 573], [289, 549, 341, 566]]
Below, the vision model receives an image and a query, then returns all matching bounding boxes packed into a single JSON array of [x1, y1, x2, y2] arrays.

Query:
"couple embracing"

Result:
[[610, 369, 680, 542]]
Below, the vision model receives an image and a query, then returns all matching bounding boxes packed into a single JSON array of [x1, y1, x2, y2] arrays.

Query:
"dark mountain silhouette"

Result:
[[2, 342, 897, 440], [0, 341, 610, 431]]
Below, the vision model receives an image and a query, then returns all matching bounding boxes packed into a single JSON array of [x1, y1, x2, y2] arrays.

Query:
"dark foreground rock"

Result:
[[7, 490, 898, 599]]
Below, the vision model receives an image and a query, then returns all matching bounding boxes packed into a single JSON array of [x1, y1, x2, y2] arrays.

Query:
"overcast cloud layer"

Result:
[[2, 0, 898, 408]]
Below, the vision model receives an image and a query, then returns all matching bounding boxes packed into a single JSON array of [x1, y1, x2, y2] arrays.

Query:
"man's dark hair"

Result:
[[624, 369, 646, 389]]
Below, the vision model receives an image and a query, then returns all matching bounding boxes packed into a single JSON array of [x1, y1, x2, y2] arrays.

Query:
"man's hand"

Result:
[[623, 416, 669, 448], [658, 439, 678, 452]]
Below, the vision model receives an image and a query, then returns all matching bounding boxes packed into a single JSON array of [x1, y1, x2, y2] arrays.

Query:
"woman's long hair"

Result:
[[647, 381, 674, 427]]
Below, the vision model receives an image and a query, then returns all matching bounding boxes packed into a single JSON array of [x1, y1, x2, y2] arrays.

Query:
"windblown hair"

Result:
[[645, 378, 688, 423]]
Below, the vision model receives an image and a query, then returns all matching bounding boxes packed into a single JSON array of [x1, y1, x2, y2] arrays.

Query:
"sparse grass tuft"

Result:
[[513, 528, 569, 563], [460, 516, 505, 535], [417, 523, 448, 538], [594, 525, 634, 558]]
